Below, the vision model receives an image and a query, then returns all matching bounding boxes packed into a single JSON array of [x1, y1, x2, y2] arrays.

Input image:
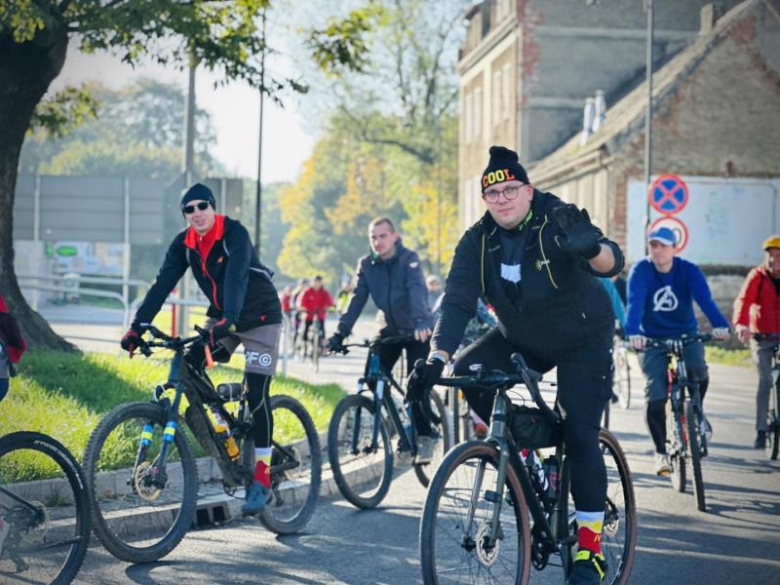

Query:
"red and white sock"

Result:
[[254, 447, 272, 488]]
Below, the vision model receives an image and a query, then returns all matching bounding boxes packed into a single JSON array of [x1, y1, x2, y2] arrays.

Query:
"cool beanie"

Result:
[[181, 183, 216, 212], [481, 146, 530, 192]]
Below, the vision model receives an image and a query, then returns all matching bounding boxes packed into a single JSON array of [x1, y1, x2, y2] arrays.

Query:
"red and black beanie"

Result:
[[481, 146, 530, 192]]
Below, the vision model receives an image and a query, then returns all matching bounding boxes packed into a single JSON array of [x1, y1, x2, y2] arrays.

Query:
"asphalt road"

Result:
[[40, 306, 780, 584]]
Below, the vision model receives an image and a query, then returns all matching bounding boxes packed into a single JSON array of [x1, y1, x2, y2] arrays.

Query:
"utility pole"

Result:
[[643, 0, 655, 253], [178, 62, 197, 337], [255, 8, 267, 257]]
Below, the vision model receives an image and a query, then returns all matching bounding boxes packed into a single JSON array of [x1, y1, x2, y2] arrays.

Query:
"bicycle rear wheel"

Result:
[[685, 402, 706, 512], [414, 390, 451, 488], [83, 401, 198, 563], [767, 384, 779, 460], [328, 394, 393, 509], [613, 348, 631, 409], [419, 441, 531, 585], [250, 394, 322, 534], [0, 431, 90, 585], [666, 401, 686, 492], [560, 430, 637, 585]]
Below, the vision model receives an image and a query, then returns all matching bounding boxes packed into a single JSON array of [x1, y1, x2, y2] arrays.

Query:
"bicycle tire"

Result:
[[414, 390, 452, 488], [312, 326, 321, 372], [83, 401, 198, 563], [328, 394, 393, 509], [666, 401, 686, 493], [255, 394, 322, 534], [560, 430, 637, 585], [602, 400, 611, 430], [0, 431, 91, 585], [419, 440, 531, 585], [768, 384, 779, 460], [685, 401, 706, 512]]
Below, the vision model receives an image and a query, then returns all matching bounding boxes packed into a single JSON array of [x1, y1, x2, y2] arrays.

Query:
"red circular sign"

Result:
[[649, 216, 689, 252], [649, 174, 689, 216]]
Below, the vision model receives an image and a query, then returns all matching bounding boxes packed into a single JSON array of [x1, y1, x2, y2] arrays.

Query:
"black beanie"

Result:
[[181, 183, 216, 211], [481, 146, 530, 192]]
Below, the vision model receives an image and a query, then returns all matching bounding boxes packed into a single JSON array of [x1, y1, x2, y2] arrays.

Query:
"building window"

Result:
[[474, 87, 482, 140], [502, 63, 511, 122], [492, 69, 501, 132], [465, 92, 473, 144]]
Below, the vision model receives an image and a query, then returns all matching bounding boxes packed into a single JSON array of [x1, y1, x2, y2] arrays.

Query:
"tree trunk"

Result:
[[0, 27, 77, 352]]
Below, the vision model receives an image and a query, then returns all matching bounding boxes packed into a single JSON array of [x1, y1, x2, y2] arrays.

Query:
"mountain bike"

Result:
[[754, 333, 780, 460], [420, 353, 636, 585], [297, 314, 324, 372], [328, 335, 451, 508], [0, 431, 90, 585], [83, 325, 321, 563], [642, 333, 712, 512]]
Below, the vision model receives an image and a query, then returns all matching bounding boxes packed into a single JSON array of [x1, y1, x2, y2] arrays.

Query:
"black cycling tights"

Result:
[[246, 372, 273, 449], [646, 377, 710, 454]]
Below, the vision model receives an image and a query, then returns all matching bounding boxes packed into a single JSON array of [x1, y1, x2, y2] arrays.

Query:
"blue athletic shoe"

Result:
[[242, 481, 270, 516]]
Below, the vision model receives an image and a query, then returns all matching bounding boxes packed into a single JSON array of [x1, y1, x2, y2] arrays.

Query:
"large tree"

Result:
[[0, 0, 366, 350]]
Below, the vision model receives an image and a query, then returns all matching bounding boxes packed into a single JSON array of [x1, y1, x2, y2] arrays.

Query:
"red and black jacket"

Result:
[[133, 216, 281, 332]]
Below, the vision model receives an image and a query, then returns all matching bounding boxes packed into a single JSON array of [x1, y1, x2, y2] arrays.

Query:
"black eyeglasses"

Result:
[[482, 185, 527, 204], [183, 201, 210, 214]]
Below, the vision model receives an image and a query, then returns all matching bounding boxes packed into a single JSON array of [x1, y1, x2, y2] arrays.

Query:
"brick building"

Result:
[[530, 0, 780, 268], [458, 0, 746, 229]]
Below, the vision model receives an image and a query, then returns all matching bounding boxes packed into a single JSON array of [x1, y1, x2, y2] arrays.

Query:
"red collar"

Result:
[[184, 215, 225, 264]]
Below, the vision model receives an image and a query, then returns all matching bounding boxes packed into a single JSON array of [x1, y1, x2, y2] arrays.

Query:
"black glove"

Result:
[[120, 323, 146, 358], [327, 332, 345, 353], [407, 358, 445, 398], [210, 318, 235, 347], [552, 204, 602, 260]]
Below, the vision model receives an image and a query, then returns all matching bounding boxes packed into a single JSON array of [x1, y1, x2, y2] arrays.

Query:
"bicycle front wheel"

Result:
[[685, 402, 706, 512], [767, 384, 779, 460], [420, 441, 531, 585], [327, 394, 393, 509], [666, 401, 686, 493], [414, 389, 452, 488], [0, 432, 90, 585], [83, 401, 198, 563], [255, 394, 322, 534]]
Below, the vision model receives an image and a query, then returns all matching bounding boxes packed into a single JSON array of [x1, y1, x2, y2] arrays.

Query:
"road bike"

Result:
[[642, 333, 712, 512], [0, 431, 90, 584], [419, 354, 636, 584], [754, 333, 780, 460], [328, 335, 451, 508], [83, 325, 321, 563]]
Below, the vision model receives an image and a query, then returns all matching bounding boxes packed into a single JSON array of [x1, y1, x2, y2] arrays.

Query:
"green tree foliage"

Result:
[[20, 79, 222, 179], [0, 0, 372, 350]]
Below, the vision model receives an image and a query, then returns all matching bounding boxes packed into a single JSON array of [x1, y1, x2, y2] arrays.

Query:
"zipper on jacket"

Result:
[[195, 247, 221, 310], [539, 215, 559, 290]]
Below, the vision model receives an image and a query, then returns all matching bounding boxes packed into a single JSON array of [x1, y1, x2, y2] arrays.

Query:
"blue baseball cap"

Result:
[[648, 227, 676, 246]]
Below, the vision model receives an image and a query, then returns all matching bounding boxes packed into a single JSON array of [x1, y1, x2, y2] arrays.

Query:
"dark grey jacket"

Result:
[[337, 241, 434, 337]]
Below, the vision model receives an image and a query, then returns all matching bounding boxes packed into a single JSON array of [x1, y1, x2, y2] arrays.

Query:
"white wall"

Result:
[[626, 176, 779, 266]]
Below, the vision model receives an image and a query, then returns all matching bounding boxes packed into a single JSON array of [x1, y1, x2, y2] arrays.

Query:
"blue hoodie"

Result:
[[625, 257, 729, 338]]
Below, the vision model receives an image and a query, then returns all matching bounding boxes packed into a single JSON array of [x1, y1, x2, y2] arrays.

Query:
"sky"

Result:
[[50, 36, 316, 185]]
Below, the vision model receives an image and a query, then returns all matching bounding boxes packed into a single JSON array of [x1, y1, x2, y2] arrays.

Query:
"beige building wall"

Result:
[[458, 28, 518, 229]]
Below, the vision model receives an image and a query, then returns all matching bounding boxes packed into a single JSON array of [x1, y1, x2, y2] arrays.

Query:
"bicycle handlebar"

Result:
[[433, 352, 560, 423], [640, 332, 713, 351], [137, 325, 208, 356], [753, 333, 780, 342], [330, 334, 416, 355]]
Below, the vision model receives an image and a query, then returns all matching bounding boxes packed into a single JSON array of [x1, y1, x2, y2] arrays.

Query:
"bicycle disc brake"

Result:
[[475, 521, 502, 568], [134, 461, 162, 501]]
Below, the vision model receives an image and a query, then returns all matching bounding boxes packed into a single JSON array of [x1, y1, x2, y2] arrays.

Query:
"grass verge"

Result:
[[705, 346, 752, 368], [0, 350, 344, 481]]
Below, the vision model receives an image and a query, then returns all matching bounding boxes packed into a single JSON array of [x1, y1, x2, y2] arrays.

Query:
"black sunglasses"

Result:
[[183, 201, 210, 214]]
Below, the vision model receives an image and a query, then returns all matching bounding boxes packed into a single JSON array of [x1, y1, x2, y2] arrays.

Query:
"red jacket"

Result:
[[733, 266, 780, 333], [0, 294, 26, 363], [299, 287, 334, 321]]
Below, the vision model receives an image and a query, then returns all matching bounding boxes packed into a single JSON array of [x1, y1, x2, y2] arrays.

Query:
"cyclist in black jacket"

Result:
[[409, 146, 624, 585], [121, 183, 282, 516]]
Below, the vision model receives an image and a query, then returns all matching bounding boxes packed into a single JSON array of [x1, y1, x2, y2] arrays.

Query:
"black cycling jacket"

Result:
[[432, 190, 624, 357], [133, 216, 281, 332], [337, 240, 434, 337]]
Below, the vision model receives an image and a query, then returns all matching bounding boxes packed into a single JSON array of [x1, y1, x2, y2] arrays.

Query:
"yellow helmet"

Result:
[[763, 235, 780, 250]]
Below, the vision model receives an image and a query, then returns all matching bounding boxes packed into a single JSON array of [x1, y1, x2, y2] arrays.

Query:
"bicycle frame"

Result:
[[663, 339, 707, 457]]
